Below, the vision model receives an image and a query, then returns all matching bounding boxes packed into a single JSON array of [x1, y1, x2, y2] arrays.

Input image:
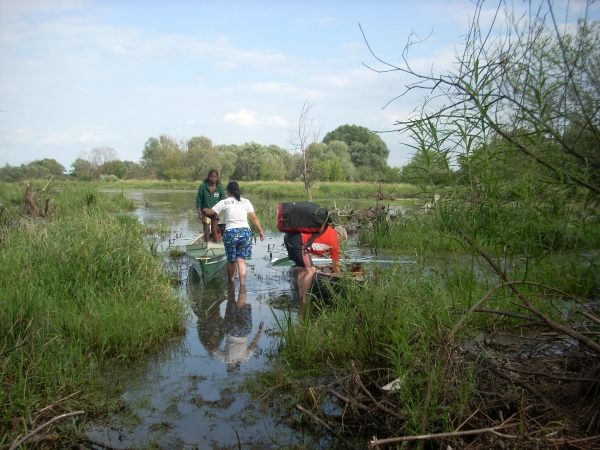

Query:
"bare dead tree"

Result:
[[289, 100, 322, 201]]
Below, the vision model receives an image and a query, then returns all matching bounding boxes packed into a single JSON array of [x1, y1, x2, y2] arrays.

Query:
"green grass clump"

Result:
[[0, 183, 186, 445]]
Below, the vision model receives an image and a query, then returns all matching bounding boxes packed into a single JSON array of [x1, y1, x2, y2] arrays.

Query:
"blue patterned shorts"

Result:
[[223, 302, 252, 338], [223, 227, 253, 262]]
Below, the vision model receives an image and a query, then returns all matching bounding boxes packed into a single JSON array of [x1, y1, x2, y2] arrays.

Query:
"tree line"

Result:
[[0, 124, 408, 184]]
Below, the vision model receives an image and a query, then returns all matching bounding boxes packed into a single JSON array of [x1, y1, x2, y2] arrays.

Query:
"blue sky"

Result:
[[1, 0, 598, 171]]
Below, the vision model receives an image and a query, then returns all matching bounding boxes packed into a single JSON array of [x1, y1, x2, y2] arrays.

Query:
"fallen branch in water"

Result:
[[370, 414, 519, 447], [326, 388, 371, 412], [350, 360, 404, 421], [483, 358, 550, 405], [295, 404, 356, 449], [9, 411, 84, 450], [501, 366, 598, 382], [455, 230, 600, 354], [579, 311, 600, 326]]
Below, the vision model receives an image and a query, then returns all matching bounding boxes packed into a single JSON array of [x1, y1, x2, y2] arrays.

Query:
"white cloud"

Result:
[[77, 129, 119, 143], [111, 45, 126, 55], [263, 116, 287, 128], [186, 120, 196, 125], [223, 109, 260, 127], [222, 109, 287, 128], [40, 131, 70, 144]]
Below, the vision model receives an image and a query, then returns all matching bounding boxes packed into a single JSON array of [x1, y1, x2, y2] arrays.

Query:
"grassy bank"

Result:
[[92, 179, 422, 200], [259, 189, 600, 445], [0, 182, 186, 447]]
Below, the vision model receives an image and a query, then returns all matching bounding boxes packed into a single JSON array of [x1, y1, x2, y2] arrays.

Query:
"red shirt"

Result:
[[301, 227, 340, 262]]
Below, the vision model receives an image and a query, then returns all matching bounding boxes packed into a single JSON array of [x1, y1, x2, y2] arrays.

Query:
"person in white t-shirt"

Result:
[[203, 181, 265, 285]]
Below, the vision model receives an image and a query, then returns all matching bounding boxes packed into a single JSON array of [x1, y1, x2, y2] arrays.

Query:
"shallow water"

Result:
[[87, 190, 399, 449]]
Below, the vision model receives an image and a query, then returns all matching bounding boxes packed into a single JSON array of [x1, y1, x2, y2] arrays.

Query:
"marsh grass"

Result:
[[267, 252, 591, 435], [91, 179, 421, 200], [0, 182, 186, 445]]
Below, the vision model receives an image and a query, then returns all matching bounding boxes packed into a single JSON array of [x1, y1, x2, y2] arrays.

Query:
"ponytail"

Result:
[[226, 181, 241, 201]]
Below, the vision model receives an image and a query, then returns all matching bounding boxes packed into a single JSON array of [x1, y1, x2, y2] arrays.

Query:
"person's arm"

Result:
[[196, 185, 204, 218], [248, 211, 265, 241], [204, 200, 224, 217], [330, 243, 341, 273], [247, 321, 264, 351]]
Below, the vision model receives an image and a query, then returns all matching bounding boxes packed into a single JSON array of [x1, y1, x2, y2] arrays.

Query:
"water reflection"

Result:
[[90, 189, 401, 448], [216, 284, 264, 372], [189, 267, 265, 372]]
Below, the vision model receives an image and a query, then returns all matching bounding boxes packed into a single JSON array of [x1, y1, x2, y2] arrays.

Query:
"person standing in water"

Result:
[[203, 181, 265, 285], [196, 169, 226, 242], [284, 225, 348, 305]]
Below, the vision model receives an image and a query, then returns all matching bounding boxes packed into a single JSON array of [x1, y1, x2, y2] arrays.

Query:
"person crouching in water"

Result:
[[284, 225, 348, 305], [202, 181, 265, 285], [196, 169, 226, 242]]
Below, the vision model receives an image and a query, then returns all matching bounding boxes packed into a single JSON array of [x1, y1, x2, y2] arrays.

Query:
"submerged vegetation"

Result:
[[0, 182, 186, 448]]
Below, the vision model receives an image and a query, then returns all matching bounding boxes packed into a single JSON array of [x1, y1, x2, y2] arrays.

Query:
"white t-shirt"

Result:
[[211, 197, 254, 230], [213, 336, 254, 364]]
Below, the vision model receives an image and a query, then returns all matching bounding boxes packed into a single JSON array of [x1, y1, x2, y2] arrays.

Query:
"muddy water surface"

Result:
[[86, 190, 394, 449]]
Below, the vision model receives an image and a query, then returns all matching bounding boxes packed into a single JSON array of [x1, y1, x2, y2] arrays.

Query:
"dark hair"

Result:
[[203, 169, 220, 185], [226, 181, 241, 201]]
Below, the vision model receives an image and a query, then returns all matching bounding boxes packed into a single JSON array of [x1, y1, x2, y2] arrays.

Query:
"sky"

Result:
[[1, 0, 598, 171]]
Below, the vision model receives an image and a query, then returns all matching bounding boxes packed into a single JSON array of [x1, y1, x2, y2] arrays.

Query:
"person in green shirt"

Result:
[[196, 169, 226, 242]]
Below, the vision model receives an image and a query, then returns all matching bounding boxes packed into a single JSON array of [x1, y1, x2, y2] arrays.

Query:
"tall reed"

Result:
[[0, 183, 186, 444]]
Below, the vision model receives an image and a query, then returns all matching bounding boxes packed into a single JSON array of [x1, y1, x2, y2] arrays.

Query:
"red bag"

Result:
[[276, 202, 329, 233]]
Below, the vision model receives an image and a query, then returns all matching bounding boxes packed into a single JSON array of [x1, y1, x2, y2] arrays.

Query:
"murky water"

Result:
[[87, 190, 398, 449]]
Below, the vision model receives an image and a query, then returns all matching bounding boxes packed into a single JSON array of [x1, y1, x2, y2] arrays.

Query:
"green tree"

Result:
[[231, 142, 264, 181], [327, 140, 357, 181], [100, 160, 127, 179], [187, 136, 219, 181], [29, 159, 65, 177], [323, 124, 390, 170], [0, 164, 24, 182], [258, 145, 292, 181], [215, 144, 239, 181], [142, 135, 186, 180], [70, 158, 94, 181], [121, 161, 145, 179], [141, 137, 164, 171]]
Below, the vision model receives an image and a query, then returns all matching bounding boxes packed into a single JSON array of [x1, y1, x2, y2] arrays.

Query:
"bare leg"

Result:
[[237, 285, 247, 308], [236, 258, 247, 285], [210, 220, 220, 242], [297, 266, 316, 304], [227, 261, 236, 282]]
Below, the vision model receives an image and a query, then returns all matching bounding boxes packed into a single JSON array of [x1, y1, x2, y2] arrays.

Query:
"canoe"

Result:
[[185, 234, 228, 282], [311, 262, 365, 298], [267, 256, 413, 268]]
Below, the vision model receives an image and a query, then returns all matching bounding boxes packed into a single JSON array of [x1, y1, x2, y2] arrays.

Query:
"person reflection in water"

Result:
[[197, 299, 225, 356], [213, 284, 264, 372]]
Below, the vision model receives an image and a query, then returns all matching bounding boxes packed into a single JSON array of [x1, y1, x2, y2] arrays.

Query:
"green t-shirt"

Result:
[[196, 182, 226, 209]]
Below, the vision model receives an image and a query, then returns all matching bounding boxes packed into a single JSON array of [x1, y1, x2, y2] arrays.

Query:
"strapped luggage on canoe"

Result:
[[276, 202, 330, 233], [277, 202, 331, 250]]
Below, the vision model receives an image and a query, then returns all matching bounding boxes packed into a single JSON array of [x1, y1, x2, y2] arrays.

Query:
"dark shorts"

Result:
[[284, 232, 313, 268], [223, 227, 253, 262], [204, 212, 220, 222]]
